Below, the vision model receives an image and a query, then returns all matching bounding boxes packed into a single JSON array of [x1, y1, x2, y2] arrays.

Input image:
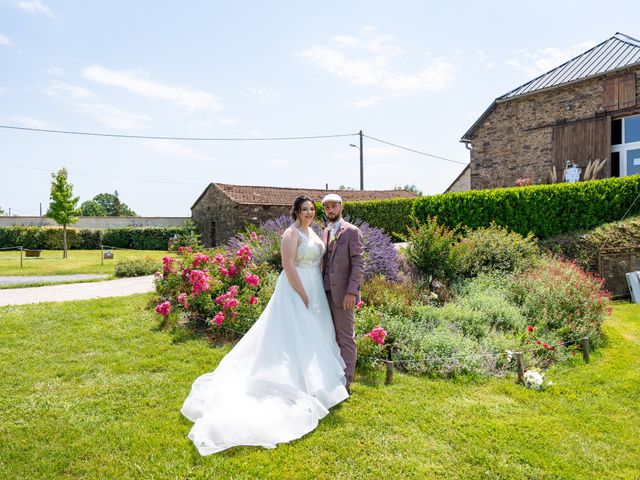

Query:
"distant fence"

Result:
[[0, 216, 190, 229]]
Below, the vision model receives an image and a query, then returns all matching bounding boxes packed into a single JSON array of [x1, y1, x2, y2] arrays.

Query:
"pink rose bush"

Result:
[[153, 244, 271, 335], [365, 326, 388, 346]]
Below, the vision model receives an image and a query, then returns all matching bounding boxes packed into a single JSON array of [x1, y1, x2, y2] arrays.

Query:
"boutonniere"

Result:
[[330, 229, 342, 244]]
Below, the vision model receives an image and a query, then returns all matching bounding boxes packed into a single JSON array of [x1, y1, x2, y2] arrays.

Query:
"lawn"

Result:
[[0, 296, 638, 480], [0, 249, 166, 276]]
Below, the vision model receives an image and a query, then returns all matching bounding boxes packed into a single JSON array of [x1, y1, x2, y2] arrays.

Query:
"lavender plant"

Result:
[[228, 215, 400, 281]]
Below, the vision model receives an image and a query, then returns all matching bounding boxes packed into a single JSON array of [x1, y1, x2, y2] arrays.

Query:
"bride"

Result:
[[181, 195, 349, 455]]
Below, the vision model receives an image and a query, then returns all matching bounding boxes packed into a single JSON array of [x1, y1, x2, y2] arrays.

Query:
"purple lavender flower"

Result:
[[228, 215, 400, 281]]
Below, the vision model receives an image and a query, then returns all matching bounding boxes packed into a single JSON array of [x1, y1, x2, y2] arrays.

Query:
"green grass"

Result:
[[0, 249, 166, 276], [0, 297, 638, 479]]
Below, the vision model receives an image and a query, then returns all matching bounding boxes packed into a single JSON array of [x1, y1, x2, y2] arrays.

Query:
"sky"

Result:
[[2, 0, 639, 216]]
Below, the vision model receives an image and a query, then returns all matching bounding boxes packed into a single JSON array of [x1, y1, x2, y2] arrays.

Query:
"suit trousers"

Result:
[[326, 290, 356, 387]]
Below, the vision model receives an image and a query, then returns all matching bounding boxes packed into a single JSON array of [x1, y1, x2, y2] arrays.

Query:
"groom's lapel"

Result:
[[322, 227, 330, 248], [329, 224, 347, 262]]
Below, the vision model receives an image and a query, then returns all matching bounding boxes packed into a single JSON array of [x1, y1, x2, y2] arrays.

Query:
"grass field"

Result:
[[0, 296, 638, 479], [0, 249, 166, 276]]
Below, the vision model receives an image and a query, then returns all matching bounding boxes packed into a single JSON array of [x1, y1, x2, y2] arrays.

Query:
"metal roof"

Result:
[[499, 32, 640, 100], [461, 33, 640, 141]]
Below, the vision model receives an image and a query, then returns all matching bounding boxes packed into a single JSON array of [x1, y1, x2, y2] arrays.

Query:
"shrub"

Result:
[[412, 175, 640, 239], [457, 223, 541, 277], [114, 257, 160, 277], [341, 197, 418, 240], [540, 214, 640, 271], [360, 276, 422, 316], [153, 245, 270, 336], [103, 226, 182, 250], [402, 216, 466, 283], [510, 257, 612, 348]]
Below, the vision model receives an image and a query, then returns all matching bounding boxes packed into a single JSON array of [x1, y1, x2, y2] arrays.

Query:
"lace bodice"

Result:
[[295, 230, 325, 267]]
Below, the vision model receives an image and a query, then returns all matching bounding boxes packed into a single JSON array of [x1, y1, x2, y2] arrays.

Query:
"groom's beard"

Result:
[[325, 213, 341, 222]]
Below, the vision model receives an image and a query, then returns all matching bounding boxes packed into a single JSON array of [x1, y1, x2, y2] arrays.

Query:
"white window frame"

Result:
[[611, 114, 640, 176]]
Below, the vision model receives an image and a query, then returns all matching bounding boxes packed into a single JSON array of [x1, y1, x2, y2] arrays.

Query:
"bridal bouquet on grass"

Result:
[[523, 369, 553, 391]]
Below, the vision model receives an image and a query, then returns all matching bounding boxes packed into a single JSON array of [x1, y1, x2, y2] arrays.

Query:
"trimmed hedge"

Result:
[[0, 226, 182, 250], [413, 175, 640, 238], [330, 176, 640, 240]]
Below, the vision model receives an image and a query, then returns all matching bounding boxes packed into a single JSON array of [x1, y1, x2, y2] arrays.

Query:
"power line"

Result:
[[0, 125, 358, 142], [364, 134, 467, 165], [0, 123, 469, 167], [0, 163, 202, 186]]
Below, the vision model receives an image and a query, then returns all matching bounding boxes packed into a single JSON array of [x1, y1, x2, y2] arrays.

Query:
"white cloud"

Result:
[[44, 81, 151, 129], [83, 65, 223, 111], [45, 80, 95, 100], [0, 33, 14, 46], [301, 28, 455, 95], [142, 140, 212, 162], [15, 0, 53, 17], [75, 102, 151, 130], [507, 40, 597, 78], [10, 115, 47, 128]]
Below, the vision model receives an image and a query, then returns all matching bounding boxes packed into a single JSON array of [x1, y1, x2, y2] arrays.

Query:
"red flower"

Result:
[[527, 324, 534, 333]]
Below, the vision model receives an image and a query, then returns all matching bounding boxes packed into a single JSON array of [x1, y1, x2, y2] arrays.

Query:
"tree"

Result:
[[394, 183, 423, 196], [0, 206, 5, 216], [80, 200, 108, 216], [93, 191, 137, 216], [47, 167, 79, 258]]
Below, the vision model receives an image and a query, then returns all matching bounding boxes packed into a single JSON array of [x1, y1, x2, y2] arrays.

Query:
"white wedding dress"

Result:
[[181, 229, 349, 455]]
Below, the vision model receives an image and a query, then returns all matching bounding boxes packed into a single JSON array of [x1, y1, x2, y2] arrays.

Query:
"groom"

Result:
[[321, 193, 364, 393]]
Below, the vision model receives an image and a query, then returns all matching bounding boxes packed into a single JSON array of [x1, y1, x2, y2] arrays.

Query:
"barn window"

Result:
[[611, 114, 640, 177], [603, 73, 637, 111]]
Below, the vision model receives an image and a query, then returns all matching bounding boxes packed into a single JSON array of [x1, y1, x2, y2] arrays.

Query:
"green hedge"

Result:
[[0, 226, 182, 250], [412, 176, 640, 238], [332, 176, 640, 240]]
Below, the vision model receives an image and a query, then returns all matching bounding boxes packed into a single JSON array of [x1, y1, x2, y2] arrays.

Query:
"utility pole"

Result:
[[39, 203, 42, 217], [359, 130, 364, 190]]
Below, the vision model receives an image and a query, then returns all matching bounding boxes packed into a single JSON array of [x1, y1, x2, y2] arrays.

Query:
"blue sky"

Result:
[[1, 0, 638, 216]]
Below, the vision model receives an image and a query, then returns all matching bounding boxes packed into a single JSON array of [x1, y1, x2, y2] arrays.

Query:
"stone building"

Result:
[[191, 183, 417, 246], [455, 32, 640, 191]]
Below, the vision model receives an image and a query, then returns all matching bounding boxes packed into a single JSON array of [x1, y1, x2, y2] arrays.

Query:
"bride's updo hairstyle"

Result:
[[290, 195, 315, 221]]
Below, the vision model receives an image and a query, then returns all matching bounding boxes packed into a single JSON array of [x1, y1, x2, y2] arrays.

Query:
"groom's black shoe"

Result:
[[346, 386, 351, 395]]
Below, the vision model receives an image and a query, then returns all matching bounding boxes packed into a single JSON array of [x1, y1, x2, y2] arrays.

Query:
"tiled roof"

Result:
[[500, 32, 640, 100], [210, 183, 417, 206]]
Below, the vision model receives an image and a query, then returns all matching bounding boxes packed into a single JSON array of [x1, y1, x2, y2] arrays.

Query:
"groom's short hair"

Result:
[[321, 193, 342, 204]]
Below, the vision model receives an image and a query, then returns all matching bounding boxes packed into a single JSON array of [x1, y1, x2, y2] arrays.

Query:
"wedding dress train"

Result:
[[181, 230, 349, 455]]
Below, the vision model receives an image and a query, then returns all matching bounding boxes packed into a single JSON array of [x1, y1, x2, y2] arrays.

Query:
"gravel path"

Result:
[[0, 274, 109, 286], [0, 276, 155, 306]]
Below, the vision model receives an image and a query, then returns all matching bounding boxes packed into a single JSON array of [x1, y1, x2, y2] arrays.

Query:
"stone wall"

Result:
[[191, 184, 292, 247], [0, 216, 189, 228], [468, 67, 640, 190]]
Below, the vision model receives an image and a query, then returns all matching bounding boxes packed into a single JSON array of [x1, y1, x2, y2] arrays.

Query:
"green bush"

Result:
[[412, 175, 640, 239], [102, 227, 182, 250], [457, 223, 541, 277], [510, 257, 612, 348], [541, 214, 640, 271], [402, 216, 467, 283], [114, 257, 160, 277], [341, 197, 418, 240]]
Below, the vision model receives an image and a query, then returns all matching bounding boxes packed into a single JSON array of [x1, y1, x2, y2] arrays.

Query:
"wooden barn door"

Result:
[[552, 116, 611, 178]]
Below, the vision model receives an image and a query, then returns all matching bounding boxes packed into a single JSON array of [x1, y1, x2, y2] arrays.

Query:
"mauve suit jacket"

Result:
[[322, 220, 365, 307]]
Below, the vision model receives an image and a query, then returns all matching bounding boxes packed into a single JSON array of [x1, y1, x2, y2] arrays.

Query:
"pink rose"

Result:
[[213, 312, 225, 325], [356, 300, 365, 309], [248, 296, 259, 305], [155, 301, 171, 316], [244, 273, 260, 287]]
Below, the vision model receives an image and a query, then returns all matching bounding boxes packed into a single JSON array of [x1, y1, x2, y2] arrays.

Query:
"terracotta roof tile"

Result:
[[213, 183, 417, 206]]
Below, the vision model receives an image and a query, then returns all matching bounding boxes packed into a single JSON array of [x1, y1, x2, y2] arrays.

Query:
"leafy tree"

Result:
[[0, 206, 5, 216], [80, 200, 108, 216], [47, 167, 79, 258], [394, 183, 423, 196], [93, 191, 137, 216]]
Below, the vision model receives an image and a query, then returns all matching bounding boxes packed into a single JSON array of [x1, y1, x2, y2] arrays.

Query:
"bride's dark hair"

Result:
[[290, 195, 315, 221]]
